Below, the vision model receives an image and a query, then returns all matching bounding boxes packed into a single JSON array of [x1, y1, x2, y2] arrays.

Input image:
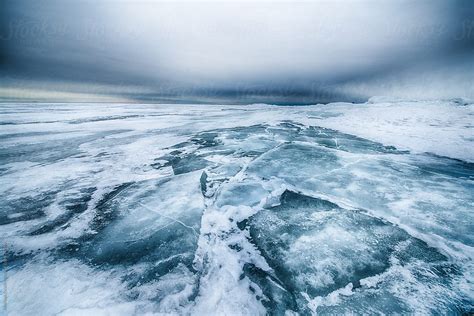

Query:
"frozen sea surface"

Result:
[[0, 100, 473, 315]]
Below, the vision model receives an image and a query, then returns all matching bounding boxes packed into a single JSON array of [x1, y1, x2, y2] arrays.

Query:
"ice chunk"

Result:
[[247, 190, 457, 314], [215, 181, 269, 208], [84, 171, 205, 266]]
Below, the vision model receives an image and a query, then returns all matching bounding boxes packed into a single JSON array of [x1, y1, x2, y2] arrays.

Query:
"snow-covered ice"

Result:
[[0, 99, 473, 315]]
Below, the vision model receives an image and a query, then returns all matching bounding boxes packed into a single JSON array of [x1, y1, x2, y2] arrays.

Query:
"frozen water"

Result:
[[247, 190, 464, 314], [0, 100, 473, 315]]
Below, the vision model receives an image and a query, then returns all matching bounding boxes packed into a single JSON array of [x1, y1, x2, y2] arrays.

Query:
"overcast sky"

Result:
[[1, 0, 473, 103]]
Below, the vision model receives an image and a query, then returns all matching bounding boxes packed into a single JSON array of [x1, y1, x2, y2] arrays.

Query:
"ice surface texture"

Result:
[[0, 100, 473, 315]]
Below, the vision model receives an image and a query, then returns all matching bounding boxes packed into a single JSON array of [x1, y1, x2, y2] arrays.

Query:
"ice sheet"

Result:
[[1, 100, 472, 314]]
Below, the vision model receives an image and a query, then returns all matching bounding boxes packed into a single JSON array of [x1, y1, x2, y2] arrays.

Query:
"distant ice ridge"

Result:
[[312, 98, 474, 162], [0, 100, 473, 315], [367, 96, 474, 105]]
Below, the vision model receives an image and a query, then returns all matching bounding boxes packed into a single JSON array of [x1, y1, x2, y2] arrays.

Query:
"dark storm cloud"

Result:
[[1, 0, 473, 103]]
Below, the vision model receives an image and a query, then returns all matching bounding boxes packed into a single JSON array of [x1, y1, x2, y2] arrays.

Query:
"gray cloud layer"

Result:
[[1, 0, 473, 103]]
